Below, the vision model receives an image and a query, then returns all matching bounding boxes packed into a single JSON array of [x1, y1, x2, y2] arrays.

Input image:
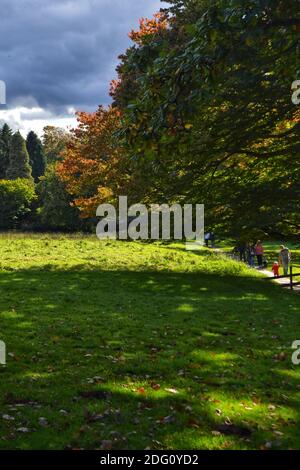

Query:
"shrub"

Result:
[[0, 178, 36, 229]]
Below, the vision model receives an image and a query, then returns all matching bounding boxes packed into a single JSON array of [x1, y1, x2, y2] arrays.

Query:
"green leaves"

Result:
[[0, 178, 36, 229], [108, 0, 300, 236]]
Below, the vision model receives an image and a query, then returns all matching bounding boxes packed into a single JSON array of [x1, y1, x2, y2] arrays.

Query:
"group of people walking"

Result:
[[234, 240, 263, 267], [234, 240, 291, 276]]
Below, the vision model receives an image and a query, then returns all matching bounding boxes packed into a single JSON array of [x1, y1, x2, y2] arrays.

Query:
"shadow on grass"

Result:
[[1, 267, 300, 449]]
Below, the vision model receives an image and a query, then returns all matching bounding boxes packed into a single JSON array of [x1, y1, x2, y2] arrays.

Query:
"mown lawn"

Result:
[[1, 233, 300, 450]]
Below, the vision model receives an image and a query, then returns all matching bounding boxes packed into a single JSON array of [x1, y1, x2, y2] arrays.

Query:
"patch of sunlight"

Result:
[[202, 331, 221, 338], [242, 293, 270, 301], [0, 310, 23, 319], [214, 293, 270, 302], [177, 303, 195, 312], [205, 389, 298, 422], [274, 368, 300, 380], [21, 371, 53, 380], [191, 349, 238, 362], [103, 382, 186, 399], [168, 431, 238, 451], [44, 304, 58, 310], [13, 321, 33, 329]]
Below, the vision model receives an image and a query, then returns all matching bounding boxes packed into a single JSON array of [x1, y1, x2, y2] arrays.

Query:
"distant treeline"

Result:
[[0, 123, 91, 231]]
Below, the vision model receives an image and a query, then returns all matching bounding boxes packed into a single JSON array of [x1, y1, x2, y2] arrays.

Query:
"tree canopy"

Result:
[[57, 0, 300, 238]]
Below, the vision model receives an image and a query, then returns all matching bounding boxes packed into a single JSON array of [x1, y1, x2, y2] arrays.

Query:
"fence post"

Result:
[[290, 265, 293, 290]]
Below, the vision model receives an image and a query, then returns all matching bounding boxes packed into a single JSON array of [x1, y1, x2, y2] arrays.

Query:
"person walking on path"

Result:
[[205, 233, 211, 248], [279, 245, 291, 276], [247, 243, 256, 267], [255, 241, 264, 268], [237, 240, 247, 262]]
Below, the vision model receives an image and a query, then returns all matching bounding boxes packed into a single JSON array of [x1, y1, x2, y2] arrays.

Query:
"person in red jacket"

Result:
[[272, 261, 280, 278]]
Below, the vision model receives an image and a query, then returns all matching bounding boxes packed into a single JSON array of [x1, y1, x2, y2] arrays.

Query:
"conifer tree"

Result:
[[0, 123, 12, 179], [26, 131, 46, 182], [6, 131, 33, 180]]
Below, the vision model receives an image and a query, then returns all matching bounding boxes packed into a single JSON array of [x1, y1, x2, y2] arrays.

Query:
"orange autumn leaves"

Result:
[[57, 106, 125, 218], [57, 12, 168, 217], [129, 12, 168, 45]]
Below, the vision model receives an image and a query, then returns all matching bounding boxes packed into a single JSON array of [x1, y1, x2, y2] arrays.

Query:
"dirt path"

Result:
[[212, 248, 300, 293], [260, 268, 300, 292]]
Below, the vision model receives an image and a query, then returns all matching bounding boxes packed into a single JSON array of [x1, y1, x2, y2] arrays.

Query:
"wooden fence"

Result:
[[265, 266, 300, 290]]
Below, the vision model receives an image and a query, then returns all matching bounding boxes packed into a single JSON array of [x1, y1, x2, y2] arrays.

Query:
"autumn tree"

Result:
[[57, 106, 128, 218], [58, 0, 300, 237], [113, 0, 300, 236]]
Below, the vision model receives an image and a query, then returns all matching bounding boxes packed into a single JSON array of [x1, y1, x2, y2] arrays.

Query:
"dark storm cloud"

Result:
[[0, 0, 164, 113]]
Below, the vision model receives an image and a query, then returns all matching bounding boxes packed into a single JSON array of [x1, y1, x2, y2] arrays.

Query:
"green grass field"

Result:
[[1, 233, 300, 450]]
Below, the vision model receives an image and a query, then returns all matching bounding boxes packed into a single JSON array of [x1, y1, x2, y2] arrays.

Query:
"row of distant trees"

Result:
[[0, 124, 88, 231], [0, 125, 43, 181]]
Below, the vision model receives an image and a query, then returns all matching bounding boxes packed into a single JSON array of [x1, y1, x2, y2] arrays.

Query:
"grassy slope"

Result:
[[0, 234, 300, 450]]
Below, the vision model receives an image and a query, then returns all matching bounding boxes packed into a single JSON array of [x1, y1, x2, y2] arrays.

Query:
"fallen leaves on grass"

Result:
[[100, 440, 113, 450], [273, 352, 287, 361], [164, 388, 179, 395], [2, 414, 15, 421], [151, 383, 161, 391], [16, 427, 30, 433], [187, 417, 201, 429]]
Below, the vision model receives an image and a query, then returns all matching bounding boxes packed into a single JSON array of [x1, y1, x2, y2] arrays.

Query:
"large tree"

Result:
[[57, 107, 128, 218], [42, 126, 71, 164], [37, 164, 83, 230], [58, 0, 300, 237], [26, 131, 46, 182], [6, 132, 33, 181], [112, 0, 300, 236], [0, 123, 12, 179]]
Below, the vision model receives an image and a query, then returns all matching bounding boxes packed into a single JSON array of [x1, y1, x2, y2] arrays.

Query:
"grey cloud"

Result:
[[0, 0, 165, 113]]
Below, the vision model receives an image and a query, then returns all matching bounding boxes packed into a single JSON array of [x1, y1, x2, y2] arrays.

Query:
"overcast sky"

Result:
[[0, 0, 164, 136]]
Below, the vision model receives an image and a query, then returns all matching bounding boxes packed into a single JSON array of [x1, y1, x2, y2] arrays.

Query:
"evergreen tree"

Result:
[[26, 131, 46, 182], [37, 164, 82, 230], [6, 132, 33, 181], [0, 123, 12, 179]]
